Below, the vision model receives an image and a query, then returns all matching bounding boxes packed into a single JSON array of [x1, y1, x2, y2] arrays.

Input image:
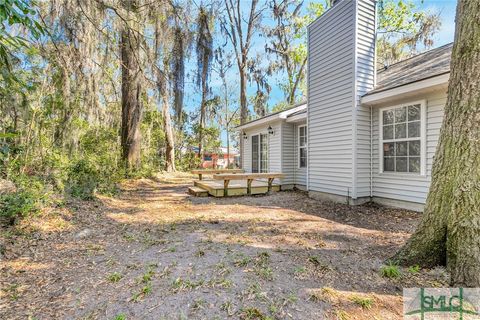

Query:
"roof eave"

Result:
[[361, 73, 450, 106], [235, 103, 307, 131]]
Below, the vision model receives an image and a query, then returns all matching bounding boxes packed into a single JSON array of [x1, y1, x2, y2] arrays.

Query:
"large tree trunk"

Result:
[[158, 69, 176, 173], [198, 61, 209, 160], [394, 0, 480, 286], [120, 0, 142, 171]]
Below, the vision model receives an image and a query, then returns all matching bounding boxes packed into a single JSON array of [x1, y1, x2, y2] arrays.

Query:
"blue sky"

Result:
[[183, 0, 458, 146]]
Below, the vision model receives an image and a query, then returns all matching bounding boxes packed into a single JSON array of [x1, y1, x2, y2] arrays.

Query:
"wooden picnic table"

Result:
[[213, 172, 285, 196], [191, 168, 244, 180]]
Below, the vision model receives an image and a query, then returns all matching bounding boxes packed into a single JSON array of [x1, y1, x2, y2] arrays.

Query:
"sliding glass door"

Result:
[[252, 134, 268, 173]]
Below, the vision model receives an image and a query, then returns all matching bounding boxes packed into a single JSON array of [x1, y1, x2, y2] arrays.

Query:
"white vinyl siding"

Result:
[[372, 91, 446, 204], [294, 122, 307, 186], [308, 0, 355, 197], [281, 121, 307, 187], [308, 0, 375, 198], [281, 122, 295, 185], [354, 0, 376, 198]]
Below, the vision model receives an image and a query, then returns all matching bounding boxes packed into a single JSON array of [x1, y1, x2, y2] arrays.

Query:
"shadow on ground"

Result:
[[0, 177, 449, 320]]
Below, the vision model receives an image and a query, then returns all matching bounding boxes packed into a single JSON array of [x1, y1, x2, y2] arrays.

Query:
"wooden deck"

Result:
[[193, 179, 281, 197]]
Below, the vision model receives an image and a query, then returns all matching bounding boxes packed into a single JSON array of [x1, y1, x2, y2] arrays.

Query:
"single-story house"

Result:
[[237, 0, 452, 211]]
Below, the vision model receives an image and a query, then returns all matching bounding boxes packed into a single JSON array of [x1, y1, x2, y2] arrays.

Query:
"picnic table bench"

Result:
[[191, 168, 244, 180], [213, 172, 285, 196]]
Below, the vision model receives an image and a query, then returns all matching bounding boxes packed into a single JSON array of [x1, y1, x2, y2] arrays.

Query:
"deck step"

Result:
[[188, 186, 209, 197]]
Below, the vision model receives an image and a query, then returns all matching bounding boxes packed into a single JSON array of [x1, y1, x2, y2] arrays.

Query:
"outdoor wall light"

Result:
[[243, 132, 248, 140], [268, 125, 274, 135]]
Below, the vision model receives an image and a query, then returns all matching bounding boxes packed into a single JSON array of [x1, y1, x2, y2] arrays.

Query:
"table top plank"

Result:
[[213, 173, 285, 180], [191, 169, 244, 174]]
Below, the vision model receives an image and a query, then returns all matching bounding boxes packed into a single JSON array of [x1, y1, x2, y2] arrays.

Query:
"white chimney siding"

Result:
[[307, 0, 376, 201]]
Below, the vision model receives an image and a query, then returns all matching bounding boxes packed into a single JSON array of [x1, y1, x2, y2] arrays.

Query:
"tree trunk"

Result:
[[239, 65, 248, 124], [239, 65, 248, 169], [162, 91, 176, 172], [226, 126, 230, 168], [120, 0, 143, 171], [198, 95, 205, 159], [394, 0, 480, 286]]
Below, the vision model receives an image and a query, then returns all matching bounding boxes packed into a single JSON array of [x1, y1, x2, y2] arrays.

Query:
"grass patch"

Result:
[[113, 314, 126, 320], [307, 255, 332, 272], [349, 295, 374, 309], [239, 307, 272, 320], [308, 255, 320, 264], [220, 300, 235, 316], [141, 269, 155, 283], [408, 265, 421, 274], [171, 277, 204, 292], [208, 277, 233, 289], [4, 283, 20, 301], [233, 253, 251, 267], [293, 266, 307, 276], [131, 283, 152, 302], [336, 310, 351, 320], [380, 262, 401, 279], [253, 252, 273, 281], [107, 272, 122, 283], [191, 298, 206, 311], [244, 282, 268, 301], [309, 287, 339, 303], [214, 262, 231, 276]]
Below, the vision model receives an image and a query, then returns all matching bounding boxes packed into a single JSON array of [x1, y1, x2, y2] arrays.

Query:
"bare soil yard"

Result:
[[1, 174, 449, 319]]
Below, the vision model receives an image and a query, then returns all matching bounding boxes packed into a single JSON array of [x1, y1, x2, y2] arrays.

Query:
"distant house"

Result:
[[237, 0, 452, 211], [195, 147, 240, 169]]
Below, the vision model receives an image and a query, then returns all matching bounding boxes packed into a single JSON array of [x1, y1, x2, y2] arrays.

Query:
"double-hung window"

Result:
[[298, 125, 307, 168], [380, 102, 425, 174], [252, 133, 268, 173]]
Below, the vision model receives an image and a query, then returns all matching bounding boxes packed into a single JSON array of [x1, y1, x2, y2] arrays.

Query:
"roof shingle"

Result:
[[367, 43, 453, 95]]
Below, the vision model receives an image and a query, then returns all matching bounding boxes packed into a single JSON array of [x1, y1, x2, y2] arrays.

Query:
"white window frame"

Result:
[[298, 124, 307, 169], [378, 100, 427, 176]]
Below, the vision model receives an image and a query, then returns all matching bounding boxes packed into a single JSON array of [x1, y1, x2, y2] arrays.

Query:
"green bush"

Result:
[[66, 157, 123, 199], [66, 128, 124, 199], [66, 159, 99, 200], [176, 150, 201, 171], [0, 178, 47, 225], [0, 191, 39, 225]]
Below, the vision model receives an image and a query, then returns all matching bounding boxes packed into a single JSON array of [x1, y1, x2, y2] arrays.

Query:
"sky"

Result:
[[183, 0, 458, 146]]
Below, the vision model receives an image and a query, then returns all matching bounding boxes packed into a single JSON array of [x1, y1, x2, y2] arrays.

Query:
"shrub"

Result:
[[66, 159, 99, 200], [0, 178, 47, 225], [0, 191, 39, 225]]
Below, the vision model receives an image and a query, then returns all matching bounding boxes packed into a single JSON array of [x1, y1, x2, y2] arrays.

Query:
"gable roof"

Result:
[[236, 101, 307, 130], [366, 43, 452, 95], [238, 44, 453, 128]]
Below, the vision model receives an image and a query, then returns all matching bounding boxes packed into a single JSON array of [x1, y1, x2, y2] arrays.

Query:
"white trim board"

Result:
[[361, 73, 449, 106], [236, 104, 307, 131]]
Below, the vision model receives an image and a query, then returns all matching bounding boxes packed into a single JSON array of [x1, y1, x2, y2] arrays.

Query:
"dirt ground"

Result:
[[1, 174, 449, 320]]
